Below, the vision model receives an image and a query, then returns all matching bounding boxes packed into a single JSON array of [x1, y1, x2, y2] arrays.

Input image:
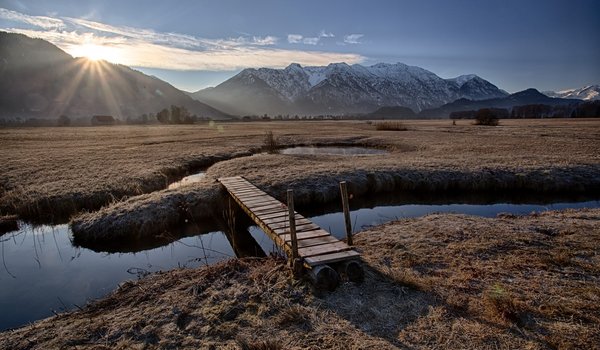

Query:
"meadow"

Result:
[[1, 119, 599, 232], [1, 119, 599, 348]]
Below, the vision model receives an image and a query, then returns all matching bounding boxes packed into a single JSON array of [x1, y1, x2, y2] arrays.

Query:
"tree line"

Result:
[[450, 101, 600, 120]]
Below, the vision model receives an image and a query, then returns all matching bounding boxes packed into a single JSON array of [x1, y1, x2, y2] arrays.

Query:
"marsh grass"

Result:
[[237, 337, 282, 350], [355, 209, 600, 348], [482, 283, 525, 324], [262, 130, 279, 154], [2, 120, 599, 225]]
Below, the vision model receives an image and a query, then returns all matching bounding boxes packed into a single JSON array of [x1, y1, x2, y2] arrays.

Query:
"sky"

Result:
[[0, 0, 599, 93]]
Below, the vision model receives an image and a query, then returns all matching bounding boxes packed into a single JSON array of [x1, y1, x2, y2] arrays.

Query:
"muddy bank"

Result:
[[71, 153, 600, 244], [4, 209, 599, 349], [71, 179, 223, 246]]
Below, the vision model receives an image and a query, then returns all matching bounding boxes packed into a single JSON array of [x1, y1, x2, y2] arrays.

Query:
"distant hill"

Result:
[[363, 106, 416, 119], [419, 88, 582, 118], [190, 62, 508, 116], [0, 32, 231, 121], [544, 85, 600, 101]]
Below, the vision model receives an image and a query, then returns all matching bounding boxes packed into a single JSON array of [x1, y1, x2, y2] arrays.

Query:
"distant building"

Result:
[[91, 115, 115, 126]]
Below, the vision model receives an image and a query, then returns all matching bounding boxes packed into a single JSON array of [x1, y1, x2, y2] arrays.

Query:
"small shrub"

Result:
[[375, 121, 408, 131], [474, 109, 499, 126], [262, 131, 278, 154]]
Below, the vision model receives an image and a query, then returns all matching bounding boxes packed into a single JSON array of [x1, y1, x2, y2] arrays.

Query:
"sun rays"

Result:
[[70, 43, 123, 63], [50, 58, 126, 119]]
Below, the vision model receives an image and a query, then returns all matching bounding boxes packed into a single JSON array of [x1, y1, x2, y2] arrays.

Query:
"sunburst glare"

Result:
[[71, 43, 122, 63]]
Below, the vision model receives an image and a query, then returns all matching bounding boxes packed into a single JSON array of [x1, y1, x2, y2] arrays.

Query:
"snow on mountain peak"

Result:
[[544, 84, 600, 100], [448, 74, 479, 87]]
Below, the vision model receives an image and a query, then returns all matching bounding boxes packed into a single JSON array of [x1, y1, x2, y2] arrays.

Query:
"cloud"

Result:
[[319, 30, 334, 38], [288, 30, 335, 45], [0, 8, 65, 29], [344, 34, 364, 44], [302, 37, 319, 45], [287, 34, 303, 44], [1, 9, 365, 70]]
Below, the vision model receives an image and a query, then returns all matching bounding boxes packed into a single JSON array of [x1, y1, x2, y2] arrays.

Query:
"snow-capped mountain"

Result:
[[191, 62, 508, 115], [544, 85, 600, 101]]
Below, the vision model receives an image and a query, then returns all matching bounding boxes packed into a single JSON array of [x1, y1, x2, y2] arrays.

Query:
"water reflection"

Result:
[[280, 146, 387, 155], [0, 223, 233, 331]]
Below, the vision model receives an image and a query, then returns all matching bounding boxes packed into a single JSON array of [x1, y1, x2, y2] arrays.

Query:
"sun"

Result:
[[71, 43, 121, 63]]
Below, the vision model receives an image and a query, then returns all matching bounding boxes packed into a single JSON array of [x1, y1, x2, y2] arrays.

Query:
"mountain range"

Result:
[[543, 85, 600, 101], [0, 32, 230, 120], [190, 62, 508, 116], [0, 31, 596, 121], [420, 88, 582, 118]]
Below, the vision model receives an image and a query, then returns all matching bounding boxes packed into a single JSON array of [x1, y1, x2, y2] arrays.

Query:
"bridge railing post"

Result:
[[339, 181, 353, 246], [287, 189, 299, 261]]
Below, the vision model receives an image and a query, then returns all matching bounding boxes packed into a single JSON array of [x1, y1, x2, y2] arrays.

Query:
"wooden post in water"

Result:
[[287, 189, 299, 261], [339, 181, 353, 246]]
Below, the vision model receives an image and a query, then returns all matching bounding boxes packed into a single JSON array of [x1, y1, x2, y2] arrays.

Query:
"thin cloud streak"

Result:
[[287, 30, 336, 45], [344, 34, 364, 44], [0, 8, 65, 29], [1, 9, 364, 71], [7, 27, 363, 71]]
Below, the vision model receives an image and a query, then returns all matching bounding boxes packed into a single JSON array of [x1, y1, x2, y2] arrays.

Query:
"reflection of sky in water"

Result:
[[1, 199, 599, 330], [0, 224, 232, 331], [310, 201, 600, 239], [280, 146, 387, 155]]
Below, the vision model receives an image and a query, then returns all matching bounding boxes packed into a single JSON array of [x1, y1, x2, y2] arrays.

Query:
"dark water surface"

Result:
[[1, 194, 599, 330]]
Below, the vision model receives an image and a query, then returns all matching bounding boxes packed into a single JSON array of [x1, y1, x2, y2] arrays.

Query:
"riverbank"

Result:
[[2, 208, 598, 349]]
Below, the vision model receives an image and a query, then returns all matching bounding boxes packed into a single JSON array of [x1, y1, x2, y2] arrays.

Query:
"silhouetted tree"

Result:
[[157, 108, 170, 124], [474, 108, 499, 126]]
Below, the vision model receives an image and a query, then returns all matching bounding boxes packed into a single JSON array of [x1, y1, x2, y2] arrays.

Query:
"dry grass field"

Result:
[[1, 209, 598, 349], [2, 119, 599, 224], [57, 119, 600, 243]]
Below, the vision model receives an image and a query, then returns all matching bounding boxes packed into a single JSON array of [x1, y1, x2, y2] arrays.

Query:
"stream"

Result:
[[1, 193, 598, 331]]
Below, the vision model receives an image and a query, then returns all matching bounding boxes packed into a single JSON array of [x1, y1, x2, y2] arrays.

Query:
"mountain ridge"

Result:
[[191, 62, 509, 116], [0, 31, 232, 121], [420, 88, 582, 118], [543, 85, 600, 101]]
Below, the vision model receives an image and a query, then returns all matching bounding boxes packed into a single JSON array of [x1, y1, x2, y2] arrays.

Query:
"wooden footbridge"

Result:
[[218, 176, 362, 289]]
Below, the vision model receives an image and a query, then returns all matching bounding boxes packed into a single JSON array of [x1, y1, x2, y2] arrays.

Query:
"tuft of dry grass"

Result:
[[482, 283, 525, 324], [237, 337, 282, 350], [262, 130, 279, 154], [375, 120, 408, 131]]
